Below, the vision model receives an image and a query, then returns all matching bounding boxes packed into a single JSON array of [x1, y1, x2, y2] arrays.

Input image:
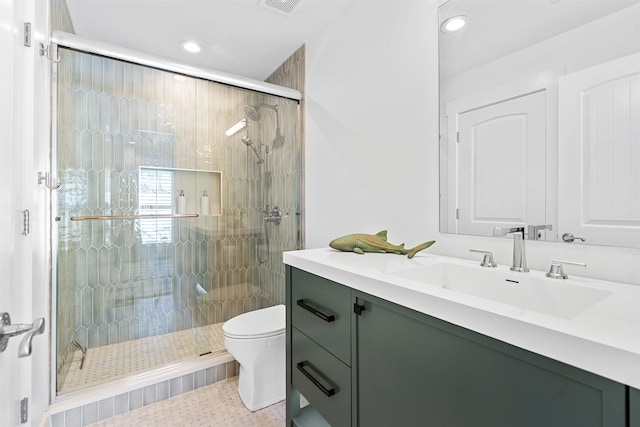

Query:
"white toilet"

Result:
[[223, 304, 286, 411]]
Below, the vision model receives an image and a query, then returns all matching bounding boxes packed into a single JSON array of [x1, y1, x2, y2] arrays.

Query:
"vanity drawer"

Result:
[[292, 328, 351, 427], [291, 268, 351, 363]]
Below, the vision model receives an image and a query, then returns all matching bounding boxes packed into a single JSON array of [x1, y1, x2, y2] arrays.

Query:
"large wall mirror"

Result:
[[438, 0, 640, 248]]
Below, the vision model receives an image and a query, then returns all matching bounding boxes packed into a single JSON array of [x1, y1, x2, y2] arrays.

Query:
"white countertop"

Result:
[[284, 248, 640, 389]]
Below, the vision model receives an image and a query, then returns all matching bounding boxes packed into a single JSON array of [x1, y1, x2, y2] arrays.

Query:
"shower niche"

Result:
[[140, 167, 223, 217]]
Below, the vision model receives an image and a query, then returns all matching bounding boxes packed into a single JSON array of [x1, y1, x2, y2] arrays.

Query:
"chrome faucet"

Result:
[[493, 226, 529, 272]]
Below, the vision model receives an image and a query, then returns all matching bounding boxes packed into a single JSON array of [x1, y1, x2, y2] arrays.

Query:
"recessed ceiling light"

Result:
[[180, 41, 202, 53], [440, 15, 468, 34]]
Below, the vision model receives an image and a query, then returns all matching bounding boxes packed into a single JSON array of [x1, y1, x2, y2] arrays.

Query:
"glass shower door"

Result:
[[55, 48, 203, 393], [54, 45, 301, 395]]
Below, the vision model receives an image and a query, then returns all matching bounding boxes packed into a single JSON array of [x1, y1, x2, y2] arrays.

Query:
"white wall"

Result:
[[305, 0, 436, 248], [304, 0, 640, 285]]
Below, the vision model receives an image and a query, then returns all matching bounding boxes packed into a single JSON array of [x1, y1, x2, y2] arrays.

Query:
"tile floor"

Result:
[[60, 323, 226, 394], [89, 376, 286, 426]]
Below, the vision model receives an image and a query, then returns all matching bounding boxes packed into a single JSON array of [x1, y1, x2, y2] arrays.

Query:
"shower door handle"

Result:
[[0, 313, 45, 358]]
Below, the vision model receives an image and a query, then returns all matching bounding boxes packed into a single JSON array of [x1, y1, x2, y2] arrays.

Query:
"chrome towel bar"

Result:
[[70, 214, 199, 221]]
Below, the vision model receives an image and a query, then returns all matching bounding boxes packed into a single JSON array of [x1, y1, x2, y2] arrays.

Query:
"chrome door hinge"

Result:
[[20, 397, 28, 423], [22, 210, 29, 236], [24, 22, 31, 47], [456, 208, 460, 220], [456, 131, 460, 143]]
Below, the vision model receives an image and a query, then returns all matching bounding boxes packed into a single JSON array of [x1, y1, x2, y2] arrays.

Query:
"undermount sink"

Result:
[[389, 263, 612, 319]]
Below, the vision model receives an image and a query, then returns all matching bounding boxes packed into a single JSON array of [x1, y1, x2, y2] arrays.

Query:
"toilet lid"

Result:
[[222, 304, 285, 339]]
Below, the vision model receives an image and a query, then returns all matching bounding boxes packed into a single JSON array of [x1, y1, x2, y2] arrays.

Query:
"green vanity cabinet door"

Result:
[[353, 291, 627, 427], [631, 388, 640, 427]]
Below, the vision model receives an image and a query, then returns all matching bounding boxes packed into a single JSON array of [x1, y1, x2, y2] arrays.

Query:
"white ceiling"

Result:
[[64, 0, 355, 81], [64, 0, 639, 82], [439, 0, 640, 79]]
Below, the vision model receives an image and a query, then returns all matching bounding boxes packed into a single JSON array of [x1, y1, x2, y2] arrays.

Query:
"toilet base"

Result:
[[236, 352, 286, 411], [222, 305, 286, 412], [237, 364, 285, 411]]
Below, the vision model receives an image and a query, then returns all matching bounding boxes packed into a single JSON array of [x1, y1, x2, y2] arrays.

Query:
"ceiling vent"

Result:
[[258, 0, 304, 15]]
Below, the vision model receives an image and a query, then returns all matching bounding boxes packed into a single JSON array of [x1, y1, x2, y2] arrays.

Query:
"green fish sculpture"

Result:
[[329, 230, 435, 259]]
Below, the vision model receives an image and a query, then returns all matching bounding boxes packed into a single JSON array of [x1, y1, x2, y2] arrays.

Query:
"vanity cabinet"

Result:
[[354, 292, 626, 427], [286, 266, 631, 427]]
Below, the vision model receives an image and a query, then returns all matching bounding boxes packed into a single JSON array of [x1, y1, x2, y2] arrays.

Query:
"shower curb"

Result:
[[47, 352, 237, 427]]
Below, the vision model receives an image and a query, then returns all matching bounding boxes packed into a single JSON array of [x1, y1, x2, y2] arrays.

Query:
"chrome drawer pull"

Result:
[[296, 299, 335, 322], [297, 361, 336, 397]]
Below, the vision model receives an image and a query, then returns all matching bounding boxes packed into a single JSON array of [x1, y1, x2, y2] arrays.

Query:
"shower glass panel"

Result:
[[54, 48, 300, 394]]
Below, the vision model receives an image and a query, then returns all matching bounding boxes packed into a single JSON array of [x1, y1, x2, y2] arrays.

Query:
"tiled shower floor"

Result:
[[60, 323, 226, 394], [89, 376, 286, 426]]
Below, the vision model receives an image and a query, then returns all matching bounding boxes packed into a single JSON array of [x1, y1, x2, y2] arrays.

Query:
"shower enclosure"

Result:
[[53, 46, 301, 395]]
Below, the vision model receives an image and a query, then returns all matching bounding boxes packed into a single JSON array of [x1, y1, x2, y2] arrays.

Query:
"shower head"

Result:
[[243, 103, 279, 121], [273, 127, 285, 147], [240, 135, 264, 163], [244, 105, 261, 121]]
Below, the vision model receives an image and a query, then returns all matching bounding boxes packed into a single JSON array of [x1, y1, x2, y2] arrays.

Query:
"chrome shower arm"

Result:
[[258, 103, 278, 112]]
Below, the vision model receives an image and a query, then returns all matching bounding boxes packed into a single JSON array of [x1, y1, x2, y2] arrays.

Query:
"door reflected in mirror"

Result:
[[438, 0, 640, 248]]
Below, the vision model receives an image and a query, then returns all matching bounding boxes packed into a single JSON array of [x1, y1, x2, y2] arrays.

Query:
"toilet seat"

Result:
[[223, 305, 285, 339]]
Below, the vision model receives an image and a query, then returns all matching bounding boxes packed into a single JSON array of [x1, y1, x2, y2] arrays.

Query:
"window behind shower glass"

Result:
[[138, 168, 174, 244]]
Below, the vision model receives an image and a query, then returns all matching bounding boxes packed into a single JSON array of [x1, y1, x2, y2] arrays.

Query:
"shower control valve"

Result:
[[264, 206, 282, 225]]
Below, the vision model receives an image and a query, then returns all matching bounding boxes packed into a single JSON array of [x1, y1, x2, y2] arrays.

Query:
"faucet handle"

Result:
[[527, 224, 553, 240], [469, 249, 497, 268], [546, 260, 586, 279]]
